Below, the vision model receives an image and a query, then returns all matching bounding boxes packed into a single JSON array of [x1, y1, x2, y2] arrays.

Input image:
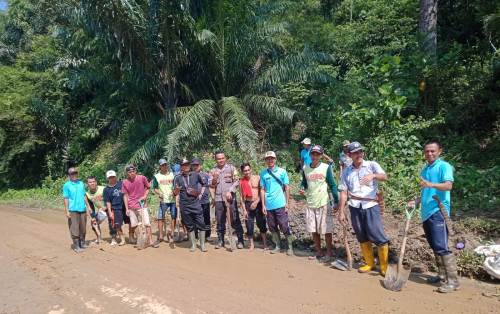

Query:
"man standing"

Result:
[[122, 165, 158, 248], [63, 167, 89, 253], [339, 140, 352, 175], [300, 145, 339, 261], [103, 170, 126, 246], [209, 151, 244, 249], [260, 151, 294, 256], [152, 159, 176, 246], [300, 138, 313, 168], [173, 158, 209, 252], [85, 176, 106, 244], [408, 140, 459, 293], [239, 162, 267, 250], [338, 142, 389, 276], [191, 158, 211, 240]]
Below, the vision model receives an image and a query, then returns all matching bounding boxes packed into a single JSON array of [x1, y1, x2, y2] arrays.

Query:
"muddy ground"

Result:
[[0, 205, 498, 314]]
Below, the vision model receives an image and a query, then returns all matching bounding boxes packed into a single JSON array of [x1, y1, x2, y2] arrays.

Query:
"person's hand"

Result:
[[210, 199, 215, 208], [250, 200, 258, 210], [360, 174, 375, 186], [407, 200, 416, 208], [159, 193, 164, 200], [109, 212, 115, 225], [126, 209, 131, 217], [174, 184, 181, 194], [244, 210, 248, 219], [66, 211, 71, 219], [284, 203, 289, 213], [419, 178, 434, 189], [333, 202, 339, 211], [225, 192, 232, 202], [299, 189, 305, 196], [262, 205, 267, 216]]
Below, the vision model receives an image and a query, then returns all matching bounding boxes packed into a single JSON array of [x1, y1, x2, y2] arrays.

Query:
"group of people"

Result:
[[63, 137, 459, 294]]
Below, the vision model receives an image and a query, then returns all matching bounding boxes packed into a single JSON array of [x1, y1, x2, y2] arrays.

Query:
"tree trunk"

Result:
[[419, 0, 438, 59]]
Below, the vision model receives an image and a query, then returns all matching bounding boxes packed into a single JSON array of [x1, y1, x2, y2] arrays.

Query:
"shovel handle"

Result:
[[397, 214, 411, 270], [343, 226, 353, 270]]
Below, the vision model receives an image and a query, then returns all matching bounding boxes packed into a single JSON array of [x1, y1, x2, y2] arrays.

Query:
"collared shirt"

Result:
[[300, 147, 312, 167], [339, 160, 385, 209], [63, 180, 87, 212], [210, 164, 238, 202], [301, 162, 339, 208], [260, 166, 289, 210], [174, 172, 206, 212], [420, 158, 454, 222]]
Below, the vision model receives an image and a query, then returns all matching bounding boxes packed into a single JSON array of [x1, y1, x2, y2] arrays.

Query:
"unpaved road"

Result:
[[0, 205, 498, 314]]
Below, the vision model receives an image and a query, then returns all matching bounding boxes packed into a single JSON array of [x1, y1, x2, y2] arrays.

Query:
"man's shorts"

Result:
[[112, 208, 125, 227], [158, 202, 177, 220], [305, 205, 334, 234], [128, 208, 151, 228]]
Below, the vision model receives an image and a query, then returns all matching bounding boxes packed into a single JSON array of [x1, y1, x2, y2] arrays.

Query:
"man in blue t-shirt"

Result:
[[63, 167, 90, 253], [408, 139, 459, 293], [300, 137, 312, 168], [260, 151, 293, 256]]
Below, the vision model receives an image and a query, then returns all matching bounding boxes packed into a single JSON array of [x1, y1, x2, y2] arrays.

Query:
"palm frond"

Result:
[[221, 96, 258, 157], [243, 94, 295, 123], [128, 118, 169, 165]]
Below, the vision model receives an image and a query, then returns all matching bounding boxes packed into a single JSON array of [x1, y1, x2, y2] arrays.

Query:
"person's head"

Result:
[[86, 176, 97, 191], [348, 141, 365, 164], [214, 151, 226, 168], [67, 167, 79, 181], [159, 158, 168, 173], [125, 164, 137, 180], [310, 145, 323, 164], [423, 139, 442, 164], [301, 137, 312, 149], [240, 162, 252, 178], [106, 170, 117, 185], [180, 159, 191, 174], [264, 151, 276, 168], [342, 140, 350, 153], [191, 158, 201, 172]]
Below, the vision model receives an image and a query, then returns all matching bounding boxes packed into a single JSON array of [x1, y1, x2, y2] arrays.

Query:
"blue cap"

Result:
[[191, 158, 201, 165], [159, 158, 168, 166], [348, 141, 364, 153]]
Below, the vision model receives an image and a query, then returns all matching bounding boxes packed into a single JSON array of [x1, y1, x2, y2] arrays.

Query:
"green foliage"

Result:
[[457, 250, 488, 280], [456, 217, 500, 237], [453, 165, 500, 212]]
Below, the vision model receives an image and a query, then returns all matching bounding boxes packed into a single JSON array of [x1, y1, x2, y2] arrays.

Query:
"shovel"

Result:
[[224, 196, 237, 251], [332, 223, 353, 271], [383, 204, 416, 291], [136, 201, 149, 250]]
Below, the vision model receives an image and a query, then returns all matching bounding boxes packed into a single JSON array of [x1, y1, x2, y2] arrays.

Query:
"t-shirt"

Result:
[[260, 166, 289, 211], [86, 186, 105, 213], [302, 162, 338, 208], [62, 180, 87, 213], [103, 181, 124, 210], [300, 147, 312, 167], [420, 158, 454, 222], [339, 160, 385, 209], [339, 152, 352, 168], [152, 172, 175, 203], [121, 175, 150, 209], [174, 172, 206, 212], [197, 171, 210, 204]]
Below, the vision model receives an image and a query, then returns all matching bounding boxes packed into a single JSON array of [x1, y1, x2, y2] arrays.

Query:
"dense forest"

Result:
[[0, 0, 498, 212]]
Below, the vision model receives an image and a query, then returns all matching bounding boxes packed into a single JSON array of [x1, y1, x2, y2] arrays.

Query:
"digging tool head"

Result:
[[331, 259, 351, 271], [383, 264, 411, 291]]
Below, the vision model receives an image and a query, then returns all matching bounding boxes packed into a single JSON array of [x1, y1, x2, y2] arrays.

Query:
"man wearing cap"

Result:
[[63, 167, 90, 253], [209, 151, 245, 249], [300, 145, 339, 261], [173, 158, 209, 252], [338, 142, 389, 276], [300, 138, 313, 168], [103, 170, 126, 246], [152, 159, 176, 246], [339, 140, 352, 175], [260, 151, 294, 256], [191, 158, 212, 240], [122, 165, 157, 248], [85, 176, 107, 245]]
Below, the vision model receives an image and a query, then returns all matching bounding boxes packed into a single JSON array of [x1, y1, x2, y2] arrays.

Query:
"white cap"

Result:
[[301, 137, 311, 145], [106, 170, 117, 178], [264, 151, 276, 159]]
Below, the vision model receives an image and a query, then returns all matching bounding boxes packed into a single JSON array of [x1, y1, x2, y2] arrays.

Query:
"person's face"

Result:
[[108, 176, 117, 185], [311, 152, 322, 163], [350, 150, 364, 163], [242, 166, 252, 178], [343, 145, 349, 153], [160, 164, 168, 172], [181, 163, 190, 173], [87, 178, 97, 190], [215, 153, 226, 167], [127, 169, 137, 180], [303, 143, 310, 149], [265, 157, 276, 168], [69, 171, 78, 181], [424, 143, 442, 164], [192, 164, 201, 172]]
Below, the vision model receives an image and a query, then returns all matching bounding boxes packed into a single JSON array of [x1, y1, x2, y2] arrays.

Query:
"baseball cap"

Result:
[[106, 170, 117, 178], [180, 158, 190, 165], [342, 140, 350, 146], [191, 158, 201, 165], [159, 158, 168, 166], [348, 141, 364, 153], [264, 151, 276, 159], [125, 164, 136, 172], [310, 145, 323, 154], [67, 167, 78, 175], [301, 137, 312, 145]]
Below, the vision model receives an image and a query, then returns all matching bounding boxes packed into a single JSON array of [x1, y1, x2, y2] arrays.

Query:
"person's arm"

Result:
[[141, 176, 150, 201], [199, 174, 207, 199], [299, 170, 307, 194], [123, 193, 130, 215], [260, 187, 267, 215], [284, 185, 290, 212], [173, 177, 181, 196], [84, 196, 93, 219], [360, 162, 388, 185], [63, 198, 70, 218], [229, 167, 239, 193], [338, 190, 348, 224], [323, 153, 334, 164], [152, 177, 163, 199], [420, 180, 453, 191], [326, 165, 339, 204]]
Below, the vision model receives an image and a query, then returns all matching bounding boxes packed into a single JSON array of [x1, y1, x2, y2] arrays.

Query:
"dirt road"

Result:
[[0, 205, 497, 314]]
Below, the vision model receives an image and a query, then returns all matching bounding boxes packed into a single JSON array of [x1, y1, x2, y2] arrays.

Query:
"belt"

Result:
[[348, 192, 377, 202]]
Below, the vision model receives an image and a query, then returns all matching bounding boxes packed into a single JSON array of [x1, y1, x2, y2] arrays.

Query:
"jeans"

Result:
[[423, 210, 451, 256], [349, 204, 389, 246]]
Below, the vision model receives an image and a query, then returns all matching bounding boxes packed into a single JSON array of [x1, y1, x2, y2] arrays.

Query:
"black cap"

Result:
[[191, 158, 201, 165], [348, 142, 364, 153]]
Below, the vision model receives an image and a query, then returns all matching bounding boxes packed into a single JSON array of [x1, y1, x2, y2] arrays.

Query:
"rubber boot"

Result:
[[79, 236, 87, 249], [286, 235, 294, 256], [270, 232, 281, 254], [358, 241, 375, 273], [438, 254, 460, 293], [72, 239, 83, 253], [377, 244, 389, 276], [427, 254, 446, 284], [200, 231, 208, 252], [215, 233, 224, 249], [189, 231, 197, 252]]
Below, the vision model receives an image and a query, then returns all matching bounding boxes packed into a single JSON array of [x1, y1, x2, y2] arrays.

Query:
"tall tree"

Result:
[[419, 0, 438, 59]]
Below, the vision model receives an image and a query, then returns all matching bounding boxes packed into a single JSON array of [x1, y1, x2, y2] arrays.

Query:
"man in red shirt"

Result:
[[121, 164, 158, 248]]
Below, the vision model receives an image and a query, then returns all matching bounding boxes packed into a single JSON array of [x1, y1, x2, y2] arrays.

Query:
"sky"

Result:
[[0, 1, 7, 11]]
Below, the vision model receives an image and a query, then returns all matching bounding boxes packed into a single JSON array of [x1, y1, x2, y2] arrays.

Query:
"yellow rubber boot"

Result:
[[358, 242, 375, 273], [378, 244, 389, 277]]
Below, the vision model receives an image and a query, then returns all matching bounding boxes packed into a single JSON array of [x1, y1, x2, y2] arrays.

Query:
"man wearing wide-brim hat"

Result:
[[338, 142, 390, 276]]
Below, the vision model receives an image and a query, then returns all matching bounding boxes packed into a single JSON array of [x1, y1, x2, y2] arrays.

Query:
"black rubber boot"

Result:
[[438, 254, 460, 293], [73, 239, 83, 253], [427, 254, 446, 284], [215, 233, 224, 249]]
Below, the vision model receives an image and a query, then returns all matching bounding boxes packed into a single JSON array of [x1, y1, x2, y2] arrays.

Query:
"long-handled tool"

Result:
[[136, 201, 148, 250], [383, 204, 416, 291], [332, 222, 353, 271], [224, 196, 237, 251]]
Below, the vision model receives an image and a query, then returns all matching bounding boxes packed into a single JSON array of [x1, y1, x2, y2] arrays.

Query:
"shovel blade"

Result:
[[331, 259, 350, 271], [383, 264, 411, 291]]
